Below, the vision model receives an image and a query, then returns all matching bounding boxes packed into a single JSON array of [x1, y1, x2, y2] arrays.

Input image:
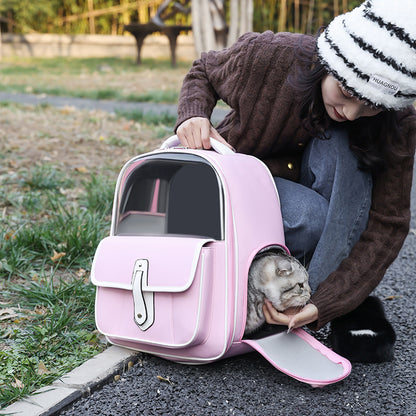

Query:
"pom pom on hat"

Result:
[[317, 0, 416, 110]]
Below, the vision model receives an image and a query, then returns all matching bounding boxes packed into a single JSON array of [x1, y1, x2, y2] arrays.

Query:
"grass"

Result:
[[0, 96, 169, 408], [0, 83, 180, 104], [0, 164, 115, 408], [0, 272, 101, 406], [0, 56, 190, 104], [0, 56, 186, 408], [115, 108, 177, 125]]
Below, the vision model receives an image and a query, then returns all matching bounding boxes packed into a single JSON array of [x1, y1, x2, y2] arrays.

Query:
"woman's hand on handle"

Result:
[[176, 117, 234, 150]]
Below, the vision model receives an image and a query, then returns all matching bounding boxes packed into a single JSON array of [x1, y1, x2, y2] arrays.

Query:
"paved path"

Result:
[[63, 151, 416, 416], [1, 93, 415, 416], [0, 92, 228, 124]]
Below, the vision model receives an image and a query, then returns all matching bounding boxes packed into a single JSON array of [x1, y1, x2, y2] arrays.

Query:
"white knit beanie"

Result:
[[317, 0, 416, 110]]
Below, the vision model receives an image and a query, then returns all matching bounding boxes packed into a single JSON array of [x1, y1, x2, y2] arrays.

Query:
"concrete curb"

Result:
[[0, 346, 140, 416]]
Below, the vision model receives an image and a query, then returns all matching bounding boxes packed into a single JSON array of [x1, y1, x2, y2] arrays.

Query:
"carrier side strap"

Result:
[[242, 329, 351, 387]]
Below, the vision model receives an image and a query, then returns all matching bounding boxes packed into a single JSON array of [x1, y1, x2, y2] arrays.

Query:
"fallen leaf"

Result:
[[37, 361, 51, 375], [11, 378, 24, 389], [50, 250, 66, 262], [34, 305, 48, 315], [59, 106, 76, 114], [0, 308, 18, 321], [385, 295, 401, 301], [4, 232, 16, 241], [157, 375, 173, 385], [122, 121, 134, 130], [76, 268, 87, 278], [75, 166, 88, 174]]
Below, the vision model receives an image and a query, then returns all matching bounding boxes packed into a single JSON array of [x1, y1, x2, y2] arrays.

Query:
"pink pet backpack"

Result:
[[91, 136, 351, 387]]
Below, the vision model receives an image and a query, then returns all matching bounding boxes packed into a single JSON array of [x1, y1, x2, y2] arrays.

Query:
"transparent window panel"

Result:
[[115, 155, 223, 240]]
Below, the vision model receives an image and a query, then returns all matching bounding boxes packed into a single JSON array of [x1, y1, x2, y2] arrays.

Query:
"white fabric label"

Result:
[[369, 74, 399, 96]]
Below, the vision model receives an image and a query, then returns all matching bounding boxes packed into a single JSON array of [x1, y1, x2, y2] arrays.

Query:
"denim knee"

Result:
[[283, 195, 328, 261], [275, 177, 328, 262], [300, 128, 358, 197]]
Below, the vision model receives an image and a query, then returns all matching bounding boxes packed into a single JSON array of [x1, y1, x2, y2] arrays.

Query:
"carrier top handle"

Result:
[[161, 135, 235, 156]]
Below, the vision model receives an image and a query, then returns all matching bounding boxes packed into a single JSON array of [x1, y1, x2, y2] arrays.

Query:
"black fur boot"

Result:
[[329, 296, 396, 363]]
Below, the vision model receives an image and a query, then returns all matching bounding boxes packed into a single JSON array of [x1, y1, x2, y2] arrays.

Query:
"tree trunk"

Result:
[[192, 0, 228, 55], [227, 0, 253, 46]]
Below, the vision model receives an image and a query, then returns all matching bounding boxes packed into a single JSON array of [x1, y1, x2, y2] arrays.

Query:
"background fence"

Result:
[[0, 0, 362, 36]]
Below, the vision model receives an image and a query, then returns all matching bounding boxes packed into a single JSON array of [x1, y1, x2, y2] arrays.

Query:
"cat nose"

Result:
[[298, 283, 304, 289]]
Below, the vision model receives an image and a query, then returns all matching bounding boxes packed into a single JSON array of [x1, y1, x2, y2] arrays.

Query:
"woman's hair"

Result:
[[290, 36, 409, 174]]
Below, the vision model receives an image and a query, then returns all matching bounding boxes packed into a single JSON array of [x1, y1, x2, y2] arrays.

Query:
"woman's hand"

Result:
[[263, 300, 319, 331], [176, 117, 233, 150]]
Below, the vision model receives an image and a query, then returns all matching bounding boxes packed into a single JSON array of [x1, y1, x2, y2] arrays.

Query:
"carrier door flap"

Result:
[[91, 235, 213, 292], [242, 329, 351, 387]]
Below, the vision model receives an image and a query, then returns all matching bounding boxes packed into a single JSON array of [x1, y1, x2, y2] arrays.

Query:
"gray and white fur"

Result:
[[245, 250, 311, 335]]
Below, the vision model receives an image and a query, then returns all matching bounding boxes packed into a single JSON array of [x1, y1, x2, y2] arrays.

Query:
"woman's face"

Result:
[[321, 75, 382, 122]]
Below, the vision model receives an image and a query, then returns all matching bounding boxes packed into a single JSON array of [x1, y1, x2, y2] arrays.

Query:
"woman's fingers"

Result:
[[176, 117, 233, 151], [263, 300, 290, 326], [263, 301, 319, 331], [176, 117, 211, 149], [287, 304, 319, 329]]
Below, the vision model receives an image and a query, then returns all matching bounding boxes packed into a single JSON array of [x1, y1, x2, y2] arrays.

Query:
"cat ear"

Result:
[[276, 259, 293, 276]]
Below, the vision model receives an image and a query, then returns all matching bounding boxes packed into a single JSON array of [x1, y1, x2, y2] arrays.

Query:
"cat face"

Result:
[[251, 253, 311, 312]]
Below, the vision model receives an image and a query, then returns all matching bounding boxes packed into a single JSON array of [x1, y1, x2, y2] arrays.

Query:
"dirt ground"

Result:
[[0, 59, 190, 176], [0, 103, 165, 177]]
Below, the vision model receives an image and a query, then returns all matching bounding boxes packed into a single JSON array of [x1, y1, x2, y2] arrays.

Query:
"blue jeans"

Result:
[[274, 128, 373, 291]]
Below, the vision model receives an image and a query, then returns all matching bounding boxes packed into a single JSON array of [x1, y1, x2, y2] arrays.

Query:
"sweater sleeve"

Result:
[[174, 31, 292, 132], [174, 32, 258, 131], [310, 107, 416, 330]]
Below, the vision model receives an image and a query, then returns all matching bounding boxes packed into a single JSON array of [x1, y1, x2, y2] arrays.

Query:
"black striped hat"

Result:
[[317, 0, 416, 110]]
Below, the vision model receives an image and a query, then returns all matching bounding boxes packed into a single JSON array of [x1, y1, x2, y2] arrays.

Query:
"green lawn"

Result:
[[0, 57, 185, 408], [0, 56, 191, 103]]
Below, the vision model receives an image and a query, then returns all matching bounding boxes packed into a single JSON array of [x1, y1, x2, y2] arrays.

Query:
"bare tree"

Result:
[[191, 0, 252, 55], [227, 0, 253, 46], [192, 0, 226, 55]]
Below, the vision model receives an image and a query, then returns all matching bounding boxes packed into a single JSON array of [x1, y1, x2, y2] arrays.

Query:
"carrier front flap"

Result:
[[91, 235, 212, 291], [91, 235, 215, 347]]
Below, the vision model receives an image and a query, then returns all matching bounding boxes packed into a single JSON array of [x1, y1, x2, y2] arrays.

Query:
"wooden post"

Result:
[[294, 0, 300, 33], [88, 0, 96, 34], [7, 11, 12, 33], [306, 0, 315, 34], [278, 0, 287, 33], [121, 0, 131, 25], [333, 0, 339, 17], [317, 0, 323, 28]]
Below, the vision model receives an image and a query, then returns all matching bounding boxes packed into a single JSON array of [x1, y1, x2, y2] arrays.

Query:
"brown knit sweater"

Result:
[[175, 31, 416, 330]]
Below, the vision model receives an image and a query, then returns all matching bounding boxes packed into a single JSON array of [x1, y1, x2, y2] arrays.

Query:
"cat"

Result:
[[244, 250, 311, 335]]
